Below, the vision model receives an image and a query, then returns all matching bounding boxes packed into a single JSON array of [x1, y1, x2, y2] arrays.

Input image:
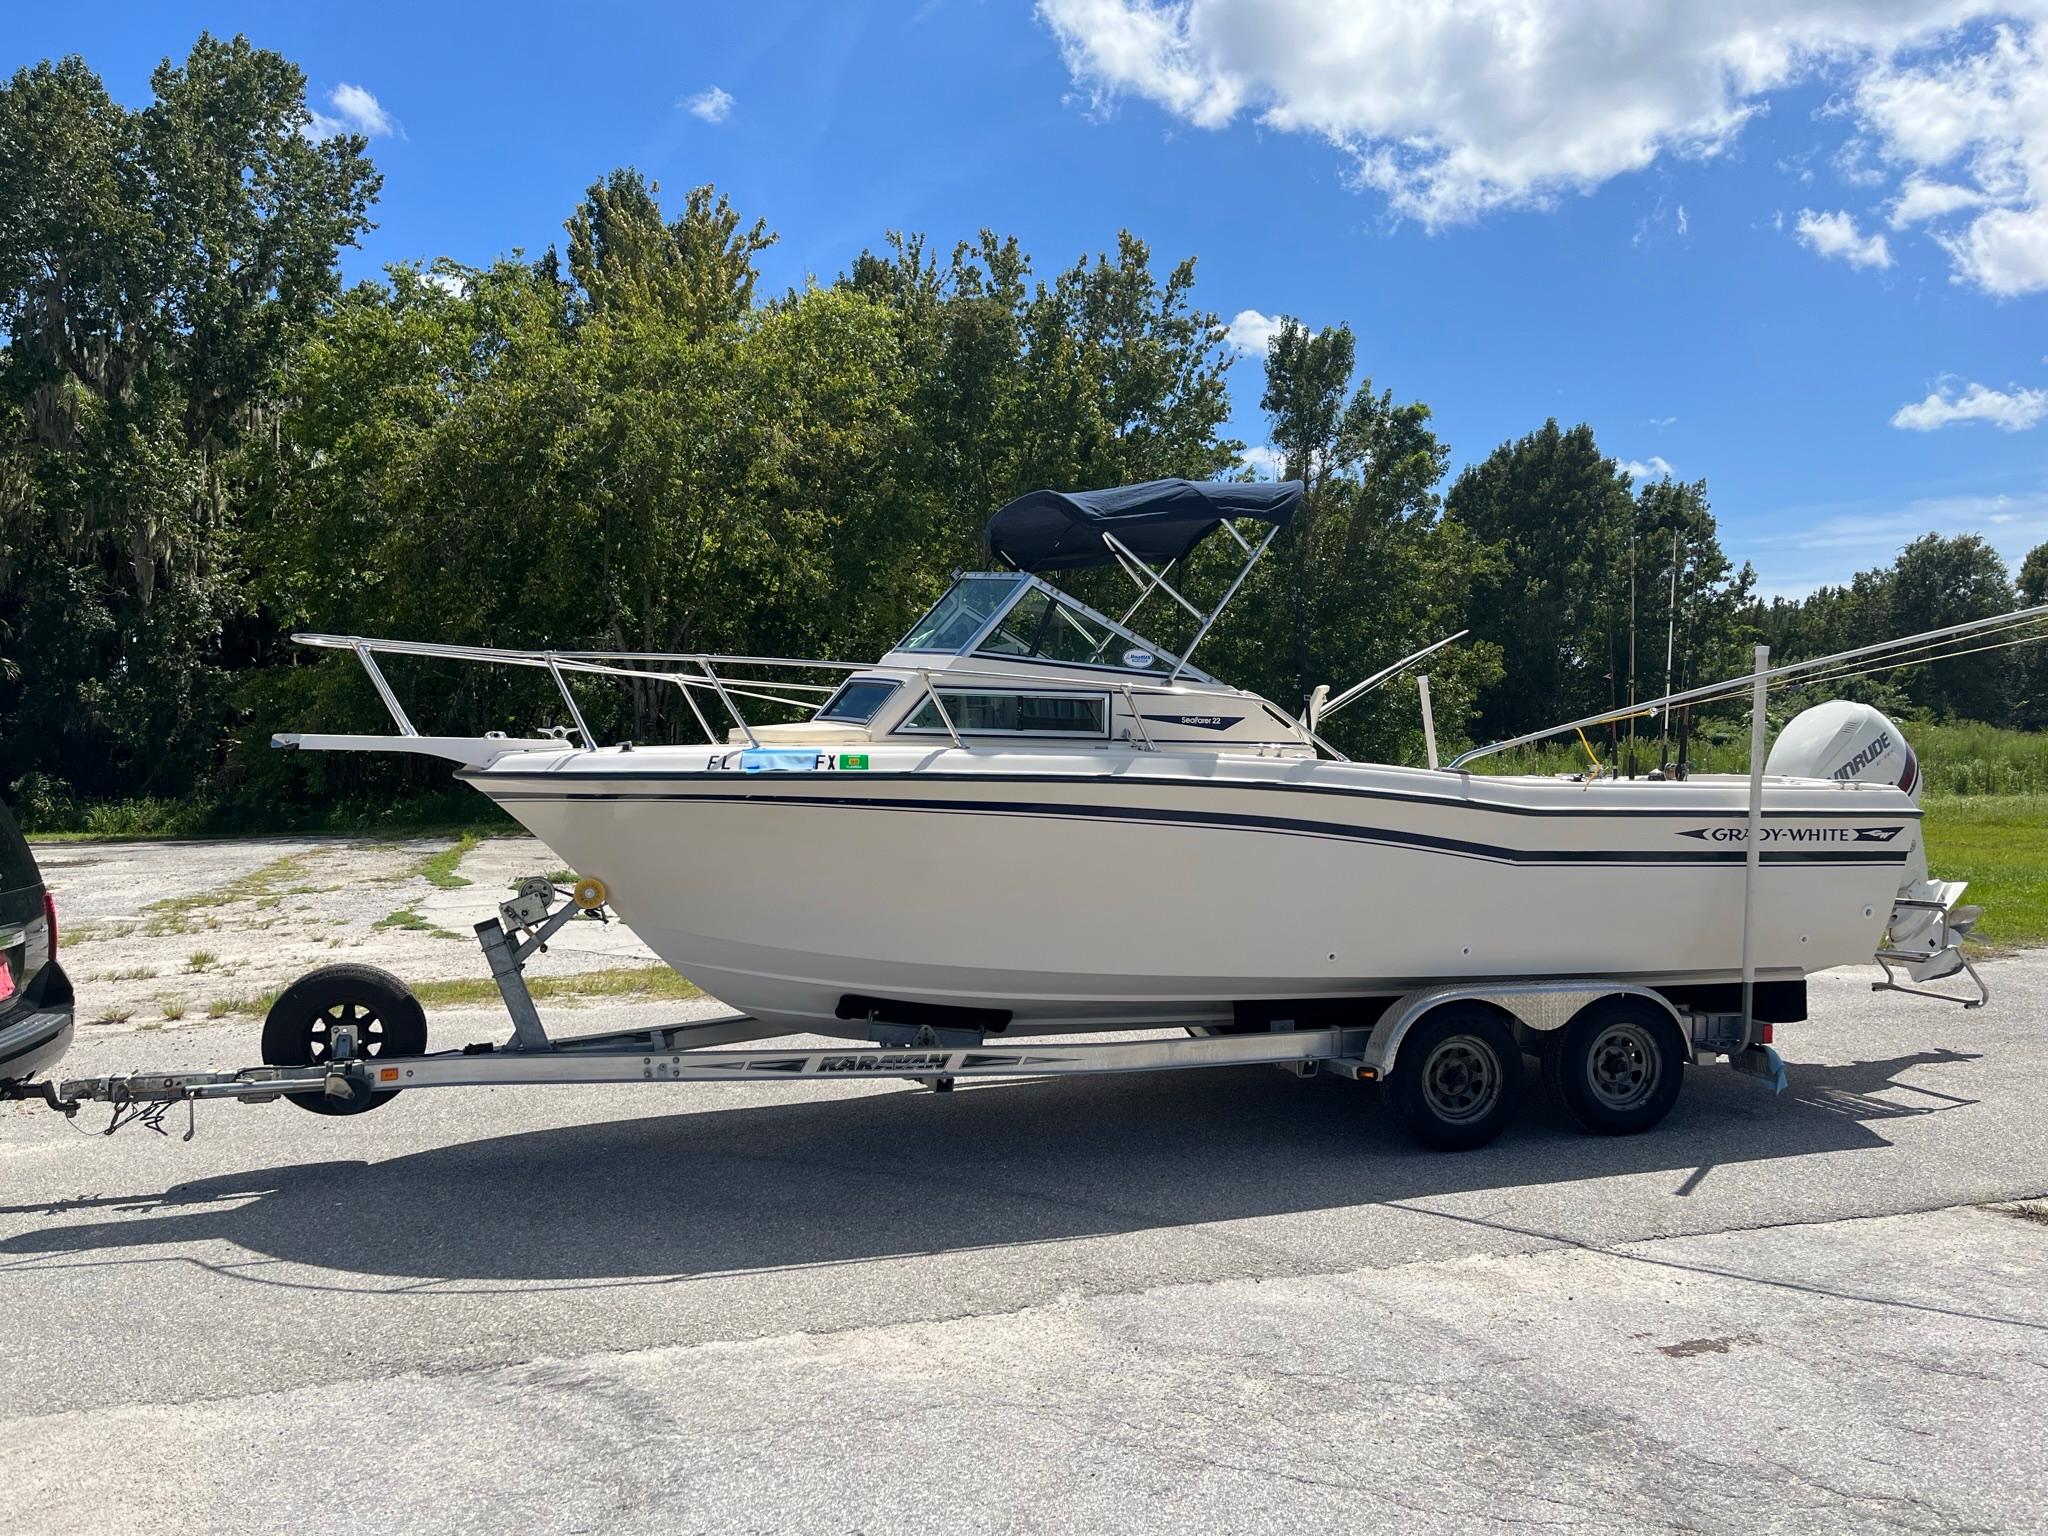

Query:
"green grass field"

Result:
[[1922, 796, 2048, 951]]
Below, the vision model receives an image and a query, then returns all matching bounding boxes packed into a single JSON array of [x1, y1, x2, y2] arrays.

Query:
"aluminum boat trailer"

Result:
[[3, 874, 1841, 1152]]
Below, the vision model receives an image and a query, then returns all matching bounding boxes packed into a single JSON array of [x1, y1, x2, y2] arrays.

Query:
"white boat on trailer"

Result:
[[4, 479, 2028, 1149]]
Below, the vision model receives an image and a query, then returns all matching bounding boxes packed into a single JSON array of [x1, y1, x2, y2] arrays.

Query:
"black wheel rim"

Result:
[[303, 1000, 388, 1062]]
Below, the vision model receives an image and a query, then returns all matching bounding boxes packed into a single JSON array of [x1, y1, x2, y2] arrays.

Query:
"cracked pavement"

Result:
[[3, 840, 2047, 1532]]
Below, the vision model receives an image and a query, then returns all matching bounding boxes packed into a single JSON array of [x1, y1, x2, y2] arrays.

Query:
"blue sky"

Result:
[[14, 3, 2048, 597]]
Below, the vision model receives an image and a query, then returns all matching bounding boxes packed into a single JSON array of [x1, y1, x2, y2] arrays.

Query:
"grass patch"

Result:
[[375, 903, 461, 939], [203, 965, 696, 1018], [211, 991, 282, 1019], [418, 832, 479, 890], [94, 964, 157, 982], [142, 852, 317, 935], [410, 966, 701, 1008], [156, 994, 188, 1021], [186, 949, 217, 972], [1922, 795, 2048, 951], [59, 919, 124, 945], [92, 1006, 135, 1025]]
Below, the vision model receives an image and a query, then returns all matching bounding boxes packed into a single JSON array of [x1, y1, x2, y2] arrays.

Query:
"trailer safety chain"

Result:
[[92, 1086, 196, 1142]]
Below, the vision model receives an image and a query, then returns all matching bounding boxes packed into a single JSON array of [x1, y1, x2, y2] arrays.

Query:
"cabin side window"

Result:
[[898, 690, 1110, 738]]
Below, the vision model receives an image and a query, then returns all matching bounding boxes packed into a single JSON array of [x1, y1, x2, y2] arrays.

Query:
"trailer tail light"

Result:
[[1759, 1023, 1775, 1045]]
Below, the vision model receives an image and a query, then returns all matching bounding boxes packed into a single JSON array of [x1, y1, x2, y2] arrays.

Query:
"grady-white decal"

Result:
[[1833, 731, 1892, 780], [1678, 825, 1904, 844], [1142, 714, 1245, 731]]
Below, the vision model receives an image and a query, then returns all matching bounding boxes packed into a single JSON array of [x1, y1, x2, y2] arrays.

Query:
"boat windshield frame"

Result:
[[892, 571, 1214, 683]]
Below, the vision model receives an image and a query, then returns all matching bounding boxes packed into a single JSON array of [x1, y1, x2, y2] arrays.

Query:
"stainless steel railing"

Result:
[[291, 632, 1297, 754]]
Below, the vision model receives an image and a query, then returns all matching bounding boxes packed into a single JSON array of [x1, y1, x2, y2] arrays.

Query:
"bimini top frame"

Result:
[[986, 478, 1301, 685]]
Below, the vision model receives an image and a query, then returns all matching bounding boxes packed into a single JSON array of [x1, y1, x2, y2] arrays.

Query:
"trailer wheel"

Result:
[[1543, 997, 1686, 1136], [261, 964, 427, 1116], [1383, 1005, 1522, 1151]]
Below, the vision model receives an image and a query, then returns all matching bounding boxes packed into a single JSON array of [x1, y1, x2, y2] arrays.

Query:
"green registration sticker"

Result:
[[840, 753, 870, 771]]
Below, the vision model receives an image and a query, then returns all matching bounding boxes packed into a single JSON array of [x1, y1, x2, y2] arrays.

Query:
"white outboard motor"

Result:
[[1766, 701, 1977, 986], [1764, 699, 1920, 800]]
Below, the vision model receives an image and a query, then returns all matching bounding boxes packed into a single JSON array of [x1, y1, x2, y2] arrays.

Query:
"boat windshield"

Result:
[[976, 587, 1177, 674], [895, 575, 1025, 653]]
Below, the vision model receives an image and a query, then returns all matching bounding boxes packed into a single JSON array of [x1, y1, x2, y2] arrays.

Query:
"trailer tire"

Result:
[[261, 964, 427, 1116], [1384, 1005, 1522, 1151], [1544, 997, 1686, 1137]]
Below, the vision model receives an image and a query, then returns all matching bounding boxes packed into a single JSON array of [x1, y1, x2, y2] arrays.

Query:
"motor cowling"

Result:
[[1767, 701, 1972, 970], [1764, 700, 1920, 800]]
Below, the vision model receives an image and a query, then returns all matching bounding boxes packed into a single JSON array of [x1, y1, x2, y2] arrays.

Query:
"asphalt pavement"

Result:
[[3, 951, 2046, 1532]]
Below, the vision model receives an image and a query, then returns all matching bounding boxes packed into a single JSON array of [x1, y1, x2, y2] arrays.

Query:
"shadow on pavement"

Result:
[[0, 1046, 1983, 1283]]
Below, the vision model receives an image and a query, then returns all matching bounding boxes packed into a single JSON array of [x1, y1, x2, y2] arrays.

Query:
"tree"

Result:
[[1200, 319, 1501, 763], [1628, 476, 1754, 764], [564, 171, 774, 334], [1886, 533, 2015, 721], [2018, 541, 2048, 607], [0, 35, 379, 801], [1445, 420, 1635, 736], [847, 228, 1239, 570]]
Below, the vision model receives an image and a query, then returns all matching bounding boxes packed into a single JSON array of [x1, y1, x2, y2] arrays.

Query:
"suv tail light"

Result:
[[44, 891, 56, 958]]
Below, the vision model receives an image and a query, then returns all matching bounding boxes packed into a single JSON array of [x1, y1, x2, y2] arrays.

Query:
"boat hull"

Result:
[[470, 748, 1917, 1035]]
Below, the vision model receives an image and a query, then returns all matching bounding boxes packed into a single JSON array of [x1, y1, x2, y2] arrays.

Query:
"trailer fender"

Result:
[[1361, 981, 1690, 1081]]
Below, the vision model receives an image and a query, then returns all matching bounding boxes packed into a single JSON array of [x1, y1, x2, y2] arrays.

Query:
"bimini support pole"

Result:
[[1739, 644, 1769, 1043], [1169, 523, 1280, 683], [1418, 674, 1440, 770]]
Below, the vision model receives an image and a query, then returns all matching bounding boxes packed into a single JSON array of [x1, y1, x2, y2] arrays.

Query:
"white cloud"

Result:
[[1620, 455, 1675, 483], [1891, 380, 2048, 432], [1938, 206, 2048, 296], [1742, 485, 2048, 595], [682, 86, 735, 124], [1848, 21, 2048, 295], [305, 82, 398, 140], [1647, 415, 1678, 428], [1225, 307, 1285, 353], [1675, 204, 1689, 236], [1888, 176, 1990, 227], [1036, 1, 2040, 230], [423, 270, 466, 297], [1794, 208, 1893, 269], [1239, 444, 1286, 478]]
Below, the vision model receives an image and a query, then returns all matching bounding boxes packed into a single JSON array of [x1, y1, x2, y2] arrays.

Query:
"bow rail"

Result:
[[287, 631, 1289, 754]]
